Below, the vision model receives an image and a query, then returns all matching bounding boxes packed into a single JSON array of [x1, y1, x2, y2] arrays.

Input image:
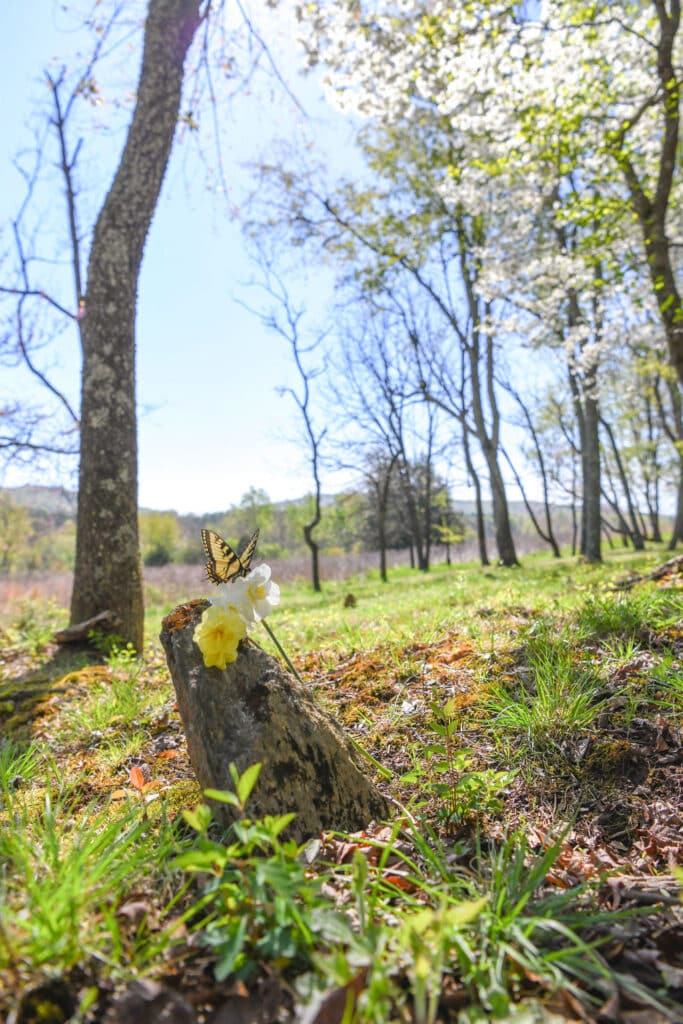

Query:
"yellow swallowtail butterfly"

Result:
[[201, 527, 260, 585]]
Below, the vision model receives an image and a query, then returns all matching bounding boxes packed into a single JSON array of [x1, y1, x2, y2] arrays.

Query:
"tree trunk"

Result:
[[600, 415, 645, 551], [503, 383, 561, 557], [70, 0, 201, 651], [501, 445, 560, 557], [466, 327, 518, 566], [378, 509, 388, 582], [464, 428, 489, 566], [669, 463, 683, 550], [304, 524, 321, 593], [399, 462, 427, 571], [484, 446, 518, 566], [571, 374, 602, 563], [374, 458, 395, 583]]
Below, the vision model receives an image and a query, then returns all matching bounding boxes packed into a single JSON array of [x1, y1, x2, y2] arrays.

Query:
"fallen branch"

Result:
[[609, 555, 683, 591]]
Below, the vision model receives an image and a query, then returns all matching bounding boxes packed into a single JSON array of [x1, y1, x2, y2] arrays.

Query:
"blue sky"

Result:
[[0, 1, 355, 514]]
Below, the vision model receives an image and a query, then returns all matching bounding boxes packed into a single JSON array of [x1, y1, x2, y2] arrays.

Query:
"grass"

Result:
[[0, 543, 682, 1021]]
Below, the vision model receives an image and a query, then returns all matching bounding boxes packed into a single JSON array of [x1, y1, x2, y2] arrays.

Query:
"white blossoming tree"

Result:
[[293, 0, 683, 558]]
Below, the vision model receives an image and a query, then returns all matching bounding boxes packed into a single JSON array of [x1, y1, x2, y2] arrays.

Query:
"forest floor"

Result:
[[0, 547, 682, 1023]]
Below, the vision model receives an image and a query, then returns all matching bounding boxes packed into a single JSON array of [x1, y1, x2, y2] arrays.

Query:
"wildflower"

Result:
[[226, 564, 281, 623], [194, 602, 247, 670]]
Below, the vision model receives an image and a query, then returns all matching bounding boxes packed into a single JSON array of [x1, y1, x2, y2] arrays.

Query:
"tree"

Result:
[[1, 0, 203, 649], [231, 488, 276, 543], [241, 256, 327, 591], [70, 0, 202, 649], [0, 496, 32, 573], [140, 511, 182, 566], [361, 449, 397, 581], [654, 370, 683, 549], [328, 302, 445, 570]]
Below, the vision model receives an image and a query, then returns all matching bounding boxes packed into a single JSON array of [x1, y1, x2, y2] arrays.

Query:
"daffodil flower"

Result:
[[193, 603, 247, 670], [196, 562, 284, 672], [216, 564, 281, 623]]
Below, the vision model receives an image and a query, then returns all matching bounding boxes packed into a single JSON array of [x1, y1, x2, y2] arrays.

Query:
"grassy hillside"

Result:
[[0, 547, 682, 1022]]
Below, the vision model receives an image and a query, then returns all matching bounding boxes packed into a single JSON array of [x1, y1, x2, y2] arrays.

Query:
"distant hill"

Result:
[[0, 485, 582, 537], [0, 486, 339, 520], [1, 485, 78, 517]]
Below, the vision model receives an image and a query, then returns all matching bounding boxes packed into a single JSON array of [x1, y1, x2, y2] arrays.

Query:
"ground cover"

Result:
[[0, 547, 682, 1023]]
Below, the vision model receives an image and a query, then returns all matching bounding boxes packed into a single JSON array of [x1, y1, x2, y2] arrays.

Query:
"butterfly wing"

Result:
[[237, 528, 260, 575], [201, 528, 260, 584], [201, 529, 241, 584]]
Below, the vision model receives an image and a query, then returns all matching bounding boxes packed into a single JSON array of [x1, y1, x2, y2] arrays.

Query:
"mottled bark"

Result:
[[580, 392, 602, 562], [457, 230, 517, 568], [615, 1, 683, 387], [464, 426, 489, 566], [161, 602, 389, 840], [669, 470, 683, 550], [563, 280, 601, 563], [71, 0, 201, 650]]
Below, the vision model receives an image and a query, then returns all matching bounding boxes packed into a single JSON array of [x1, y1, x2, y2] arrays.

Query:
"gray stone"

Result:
[[160, 602, 389, 841]]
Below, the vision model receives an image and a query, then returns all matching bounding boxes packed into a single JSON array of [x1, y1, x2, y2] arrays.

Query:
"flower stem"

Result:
[[261, 619, 305, 686]]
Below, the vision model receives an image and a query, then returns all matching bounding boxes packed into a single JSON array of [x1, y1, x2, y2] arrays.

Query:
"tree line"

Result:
[[0, 472, 471, 574]]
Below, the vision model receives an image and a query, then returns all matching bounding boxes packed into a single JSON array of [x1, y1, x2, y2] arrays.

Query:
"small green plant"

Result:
[[576, 590, 681, 643], [87, 627, 126, 656], [402, 701, 515, 827], [0, 789, 175, 974], [484, 639, 602, 743], [91, 731, 148, 772], [58, 645, 164, 743], [106, 641, 141, 674], [648, 651, 683, 719], [6, 598, 65, 655], [175, 763, 350, 982], [0, 740, 42, 802], [59, 674, 154, 742]]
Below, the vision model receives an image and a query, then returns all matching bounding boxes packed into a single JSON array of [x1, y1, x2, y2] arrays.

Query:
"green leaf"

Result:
[[212, 917, 249, 981], [444, 895, 488, 927], [204, 787, 240, 807], [262, 812, 297, 838], [237, 762, 262, 806], [181, 803, 212, 834], [172, 845, 227, 873]]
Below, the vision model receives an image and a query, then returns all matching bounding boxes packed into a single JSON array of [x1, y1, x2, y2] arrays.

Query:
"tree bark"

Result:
[[501, 446, 560, 557], [371, 455, 396, 582], [669, 468, 683, 550], [462, 421, 489, 566], [70, 0, 201, 651], [615, 0, 683, 387], [600, 415, 645, 551]]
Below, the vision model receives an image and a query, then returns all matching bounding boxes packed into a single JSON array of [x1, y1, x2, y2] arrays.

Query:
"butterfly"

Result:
[[201, 528, 260, 585]]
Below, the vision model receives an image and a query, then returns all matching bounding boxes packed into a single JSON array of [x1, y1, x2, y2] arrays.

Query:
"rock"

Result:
[[16, 978, 76, 1024], [105, 980, 195, 1024], [160, 602, 389, 841]]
